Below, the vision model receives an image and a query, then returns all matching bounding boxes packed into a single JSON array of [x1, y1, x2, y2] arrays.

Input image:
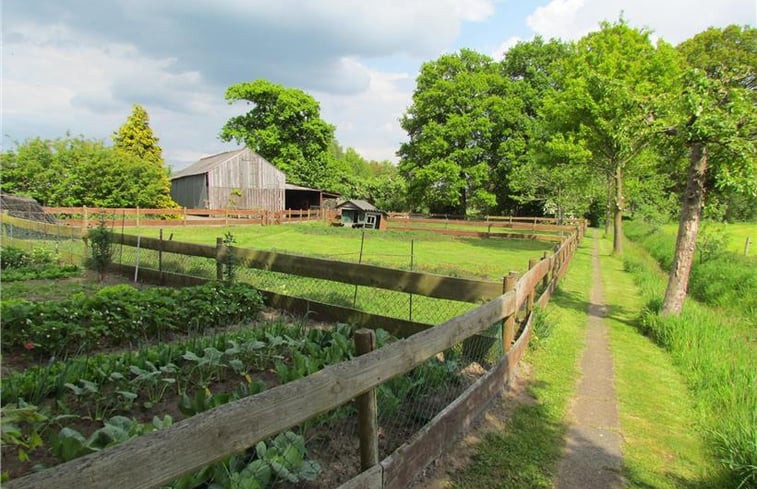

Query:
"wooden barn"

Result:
[[336, 199, 388, 230], [170, 148, 285, 210]]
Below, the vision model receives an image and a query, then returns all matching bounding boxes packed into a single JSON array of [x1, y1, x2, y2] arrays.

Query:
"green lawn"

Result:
[[661, 221, 756, 257], [124, 222, 553, 281]]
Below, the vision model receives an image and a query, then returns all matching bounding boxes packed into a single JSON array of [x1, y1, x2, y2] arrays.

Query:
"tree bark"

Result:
[[612, 163, 624, 254], [604, 175, 612, 237], [662, 143, 708, 316]]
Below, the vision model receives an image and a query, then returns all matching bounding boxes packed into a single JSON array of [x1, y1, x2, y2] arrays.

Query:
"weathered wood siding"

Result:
[[207, 150, 285, 211], [170, 174, 208, 209]]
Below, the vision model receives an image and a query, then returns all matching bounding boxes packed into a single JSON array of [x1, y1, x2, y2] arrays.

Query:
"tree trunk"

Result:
[[604, 175, 612, 237], [612, 164, 624, 254], [662, 143, 708, 316]]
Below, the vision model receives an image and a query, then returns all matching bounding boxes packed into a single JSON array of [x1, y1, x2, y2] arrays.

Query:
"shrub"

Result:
[[87, 220, 114, 281]]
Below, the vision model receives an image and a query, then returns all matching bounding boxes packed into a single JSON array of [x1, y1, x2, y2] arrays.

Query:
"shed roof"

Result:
[[336, 199, 382, 212]]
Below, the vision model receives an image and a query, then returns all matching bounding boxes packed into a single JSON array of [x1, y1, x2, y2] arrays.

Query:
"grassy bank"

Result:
[[624, 220, 756, 317], [597, 236, 722, 488], [622, 229, 756, 488]]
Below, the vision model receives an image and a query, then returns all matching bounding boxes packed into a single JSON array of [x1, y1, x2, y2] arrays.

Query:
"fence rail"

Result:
[[2, 212, 584, 489], [41, 206, 338, 227]]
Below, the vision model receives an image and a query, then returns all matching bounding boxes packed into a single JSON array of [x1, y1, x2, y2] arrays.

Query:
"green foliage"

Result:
[[0, 282, 265, 356], [88, 220, 114, 280], [0, 246, 80, 281], [399, 49, 516, 215], [222, 231, 236, 282], [622, 239, 756, 487], [625, 220, 756, 314], [542, 21, 682, 250], [51, 415, 172, 462], [673, 25, 756, 195], [1, 401, 48, 463], [1, 246, 34, 269], [0, 136, 177, 208], [112, 104, 164, 165], [220, 80, 336, 190]]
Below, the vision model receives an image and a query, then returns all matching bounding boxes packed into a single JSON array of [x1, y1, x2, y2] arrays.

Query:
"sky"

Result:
[[2, 0, 755, 172]]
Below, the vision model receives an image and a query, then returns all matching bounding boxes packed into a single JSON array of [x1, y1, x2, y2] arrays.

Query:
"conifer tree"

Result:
[[112, 104, 164, 164]]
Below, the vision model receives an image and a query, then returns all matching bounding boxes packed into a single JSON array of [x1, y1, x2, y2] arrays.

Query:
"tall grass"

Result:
[[624, 220, 756, 318], [622, 229, 757, 488]]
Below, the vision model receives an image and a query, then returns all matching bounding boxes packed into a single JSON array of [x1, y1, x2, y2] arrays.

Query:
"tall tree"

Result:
[[660, 25, 756, 315], [542, 21, 681, 253], [220, 80, 335, 189], [112, 104, 164, 164], [500, 37, 576, 216], [399, 49, 520, 215]]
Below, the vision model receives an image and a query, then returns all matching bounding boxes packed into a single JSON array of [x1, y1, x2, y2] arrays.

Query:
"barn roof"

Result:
[[170, 148, 282, 180]]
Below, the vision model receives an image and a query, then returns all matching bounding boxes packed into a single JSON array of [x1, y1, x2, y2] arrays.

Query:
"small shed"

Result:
[[170, 148, 285, 210], [336, 199, 388, 230]]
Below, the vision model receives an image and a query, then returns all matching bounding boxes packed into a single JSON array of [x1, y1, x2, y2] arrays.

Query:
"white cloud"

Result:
[[492, 36, 523, 60], [2, 0, 498, 163], [526, 0, 755, 44], [316, 69, 414, 163]]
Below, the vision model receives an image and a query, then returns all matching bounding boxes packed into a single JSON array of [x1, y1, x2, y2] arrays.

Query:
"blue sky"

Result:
[[2, 0, 754, 170]]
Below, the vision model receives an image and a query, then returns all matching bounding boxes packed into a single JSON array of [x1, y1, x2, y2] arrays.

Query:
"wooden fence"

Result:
[[41, 206, 338, 227], [3, 214, 583, 489]]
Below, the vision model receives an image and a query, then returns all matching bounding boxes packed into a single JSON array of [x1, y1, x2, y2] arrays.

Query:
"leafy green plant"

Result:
[[223, 231, 237, 282], [87, 219, 114, 280], [1, 401, 48, 462], [1, 246, 30, 269], [51, 415, 173, 462]]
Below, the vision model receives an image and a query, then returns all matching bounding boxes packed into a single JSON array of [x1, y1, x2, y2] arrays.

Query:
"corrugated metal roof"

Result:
[[170, 149, 246, 180], [336, 199, 380, 212]]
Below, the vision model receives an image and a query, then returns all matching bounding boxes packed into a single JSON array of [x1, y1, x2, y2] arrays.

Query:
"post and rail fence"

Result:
[[1, 212, 584, 489]]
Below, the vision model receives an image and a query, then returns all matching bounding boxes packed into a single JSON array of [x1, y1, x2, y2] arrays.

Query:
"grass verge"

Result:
[[448, 235, 593, 488], [620, 232, 756, 488], [597, 236, 723, 488]]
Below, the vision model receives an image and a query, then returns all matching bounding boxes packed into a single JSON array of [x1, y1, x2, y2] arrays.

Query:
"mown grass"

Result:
[[449, 235, 592, 488], [597, 236, 723, 488], [622, 231, 757, 488], [624, 220, 756, 318], [126, 222, 553, 281]]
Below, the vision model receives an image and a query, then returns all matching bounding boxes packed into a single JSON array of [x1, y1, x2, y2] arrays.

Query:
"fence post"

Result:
[[354, 329, 379, 470], [136, 206, 140, 228], [503, 272, 518, 353], [159, 229, 164, 285], [745, 236, 751, 256], [83, 205, 89, 230], [183, 207, 187, 226], [216, 237, 224, 280], [527, 258, 537, 315], [541, 251, 549, 290], [409, 240, 415, 321]]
